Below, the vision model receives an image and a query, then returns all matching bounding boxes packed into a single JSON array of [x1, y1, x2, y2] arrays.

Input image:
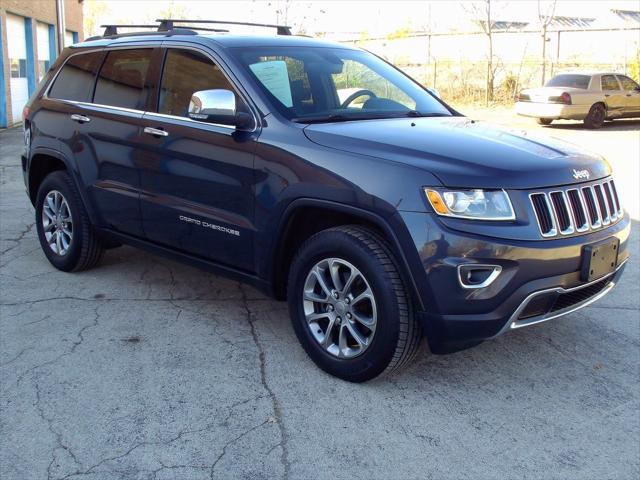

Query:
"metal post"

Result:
[[541, 25, 547, 85], [55, 0, 66, 54]]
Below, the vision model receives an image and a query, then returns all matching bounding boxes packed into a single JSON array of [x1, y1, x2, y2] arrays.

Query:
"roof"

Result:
[[77, 32, 355, 51], [553, 71, 621, 77], [611, 9, 640, 24], [545, 16, 595, 28]]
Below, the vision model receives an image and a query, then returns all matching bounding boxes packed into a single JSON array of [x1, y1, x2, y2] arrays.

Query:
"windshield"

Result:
[[231, 46, 451, 122], [545, 74, 591, 89]]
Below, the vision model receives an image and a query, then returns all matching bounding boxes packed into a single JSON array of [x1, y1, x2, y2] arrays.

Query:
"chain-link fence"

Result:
[[398, 60, 637, 105]]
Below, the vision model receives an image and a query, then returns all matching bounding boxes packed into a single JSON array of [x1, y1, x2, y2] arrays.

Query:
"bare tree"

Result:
[[538, 0, 557, 84], [464, 1, 497, 106]]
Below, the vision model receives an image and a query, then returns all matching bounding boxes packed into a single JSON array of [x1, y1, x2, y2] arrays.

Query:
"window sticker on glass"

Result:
[[249, 60, 293, 108]]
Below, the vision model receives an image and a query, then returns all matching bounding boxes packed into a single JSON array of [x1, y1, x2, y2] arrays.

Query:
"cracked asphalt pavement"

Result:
[[1, 120, 639, 479]]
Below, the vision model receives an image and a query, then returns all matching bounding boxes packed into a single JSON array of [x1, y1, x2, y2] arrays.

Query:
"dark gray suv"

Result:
[[21, 21, 630, 381]]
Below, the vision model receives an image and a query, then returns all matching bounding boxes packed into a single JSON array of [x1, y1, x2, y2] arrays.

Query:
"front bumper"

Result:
[[398, 211, 631, 353], [515, 101, 589, 120]]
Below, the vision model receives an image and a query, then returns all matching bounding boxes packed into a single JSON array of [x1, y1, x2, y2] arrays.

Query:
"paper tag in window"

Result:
[[250, 60, 293, 108]]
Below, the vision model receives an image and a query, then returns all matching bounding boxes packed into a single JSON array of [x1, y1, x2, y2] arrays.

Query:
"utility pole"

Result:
[[55, 0, 66, 54]]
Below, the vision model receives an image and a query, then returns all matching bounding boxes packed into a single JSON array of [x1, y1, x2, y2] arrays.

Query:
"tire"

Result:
[[583, 103, 606, 129], [536, 118, 553, 126], [35, 171, 104, 272], [287, 225, 422, 382]]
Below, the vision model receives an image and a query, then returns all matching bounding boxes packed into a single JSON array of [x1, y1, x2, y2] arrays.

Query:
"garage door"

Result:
[[6, 13, 28, 124]]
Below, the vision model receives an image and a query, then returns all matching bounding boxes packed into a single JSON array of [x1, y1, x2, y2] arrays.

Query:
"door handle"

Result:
[[604, 94, 610, 97], [626, 94, 632, 97], [70, 114, 91, 123], [143, 127, 169, 137]]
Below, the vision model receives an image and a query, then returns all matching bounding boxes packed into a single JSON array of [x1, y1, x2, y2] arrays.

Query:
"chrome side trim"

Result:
[[497, 258, 627, 336], [42, 44, 260, 133]]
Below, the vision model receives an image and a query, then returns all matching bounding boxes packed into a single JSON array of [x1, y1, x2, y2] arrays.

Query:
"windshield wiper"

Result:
[[406, 110, 451, 118], [292, 110, 452, 124], [292, 114, 353, 124]]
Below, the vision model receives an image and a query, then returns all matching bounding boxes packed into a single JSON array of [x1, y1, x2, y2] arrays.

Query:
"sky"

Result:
[[84, 0, 640, 37]]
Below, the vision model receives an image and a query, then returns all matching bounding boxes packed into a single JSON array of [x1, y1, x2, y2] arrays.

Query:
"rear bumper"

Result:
[[398, 212, 631, 354], [515, 102, 589, 120]]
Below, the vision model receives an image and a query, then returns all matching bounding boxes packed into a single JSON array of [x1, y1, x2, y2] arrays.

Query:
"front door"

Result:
[[138, 47, 258, 272]]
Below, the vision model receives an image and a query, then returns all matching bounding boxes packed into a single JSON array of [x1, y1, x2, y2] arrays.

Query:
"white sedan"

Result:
[[515, 72, 640, 129]]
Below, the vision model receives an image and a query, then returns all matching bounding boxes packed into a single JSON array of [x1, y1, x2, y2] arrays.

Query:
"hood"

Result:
[[303, 116, 610, 189]]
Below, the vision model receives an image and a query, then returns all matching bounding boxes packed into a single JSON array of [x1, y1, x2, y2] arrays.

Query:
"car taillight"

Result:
[[518, 92, 530, 102], [548, 92, 572, 105], [22, 105, 30, 121]]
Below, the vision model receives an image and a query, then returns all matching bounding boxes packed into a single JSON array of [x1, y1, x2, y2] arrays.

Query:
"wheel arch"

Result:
[[267, 199, 425, 310], [28, 148, 98, 224]]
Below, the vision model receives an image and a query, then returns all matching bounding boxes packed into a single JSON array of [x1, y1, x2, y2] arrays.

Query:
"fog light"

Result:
[[458, 264, 502, 289]]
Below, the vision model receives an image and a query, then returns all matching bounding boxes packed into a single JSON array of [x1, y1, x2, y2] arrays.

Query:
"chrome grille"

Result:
[[530, 179, 622, 238]]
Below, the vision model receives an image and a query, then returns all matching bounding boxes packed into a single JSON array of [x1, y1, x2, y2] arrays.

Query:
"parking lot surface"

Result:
[[1, 114, 639, 480]]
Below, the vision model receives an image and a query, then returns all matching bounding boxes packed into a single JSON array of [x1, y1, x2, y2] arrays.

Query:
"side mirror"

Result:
[[427, 87, 441, 99], [188, 89, 253, 129]]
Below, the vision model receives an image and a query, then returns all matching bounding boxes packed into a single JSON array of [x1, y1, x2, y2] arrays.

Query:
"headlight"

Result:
[[424, 188, 515, 220]]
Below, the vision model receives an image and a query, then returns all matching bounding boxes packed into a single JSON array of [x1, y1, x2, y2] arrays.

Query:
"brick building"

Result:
[[1, 0, 84, 127]]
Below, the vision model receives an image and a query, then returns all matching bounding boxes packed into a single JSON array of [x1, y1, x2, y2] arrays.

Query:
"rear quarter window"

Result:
[[48, 51, 104, 102]]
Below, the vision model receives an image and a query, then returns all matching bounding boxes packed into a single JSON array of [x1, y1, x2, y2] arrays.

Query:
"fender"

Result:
[[266, 198, 429, 310], [28, 146, 100, 226]]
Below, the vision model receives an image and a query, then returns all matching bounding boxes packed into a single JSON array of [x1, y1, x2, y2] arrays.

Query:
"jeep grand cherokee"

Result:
[[21, 22, 629, 382]]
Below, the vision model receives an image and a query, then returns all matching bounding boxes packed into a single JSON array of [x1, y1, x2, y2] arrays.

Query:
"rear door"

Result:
[[137, 46, 258, 271], [75, 46, 160, 236], [616, 75, 640, 116], [600, 74, 625, 116]]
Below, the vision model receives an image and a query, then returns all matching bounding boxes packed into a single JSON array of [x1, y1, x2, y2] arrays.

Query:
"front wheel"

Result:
[[536, 118, 553, 126], [583, 104, 606, 129], [287, 226, 422, 382]]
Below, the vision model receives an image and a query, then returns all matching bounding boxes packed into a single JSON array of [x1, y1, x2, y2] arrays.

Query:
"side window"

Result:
[[617, 75, 639, 91], [601, 75, 620, 91], [48, 51, 104, 102], [158, 49, 236, 117], [94, 49, 153, 109]]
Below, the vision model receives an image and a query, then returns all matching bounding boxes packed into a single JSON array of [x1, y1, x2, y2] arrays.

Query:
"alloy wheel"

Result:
[[303, 257, 377, 358], [42, 190, 73, 256]]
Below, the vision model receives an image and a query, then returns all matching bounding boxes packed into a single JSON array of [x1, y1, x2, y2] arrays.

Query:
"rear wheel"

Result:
[[35, 171, 104, 272], [287, 225, 422, 382], [583, 103, 606, 129], [536, 118, 553, 126]]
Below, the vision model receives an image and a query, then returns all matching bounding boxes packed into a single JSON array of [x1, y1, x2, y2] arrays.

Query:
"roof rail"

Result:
[[157, 19, 292, 35]]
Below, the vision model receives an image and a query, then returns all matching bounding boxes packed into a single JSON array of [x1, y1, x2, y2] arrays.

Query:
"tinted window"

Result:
[[601, 75, 620, 91], [617, 75, 639, 91], [159, 49, 235, 117], [49, 51, 104, 102], [94, 49, 153, 109], [545, 74, 590, 89]]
